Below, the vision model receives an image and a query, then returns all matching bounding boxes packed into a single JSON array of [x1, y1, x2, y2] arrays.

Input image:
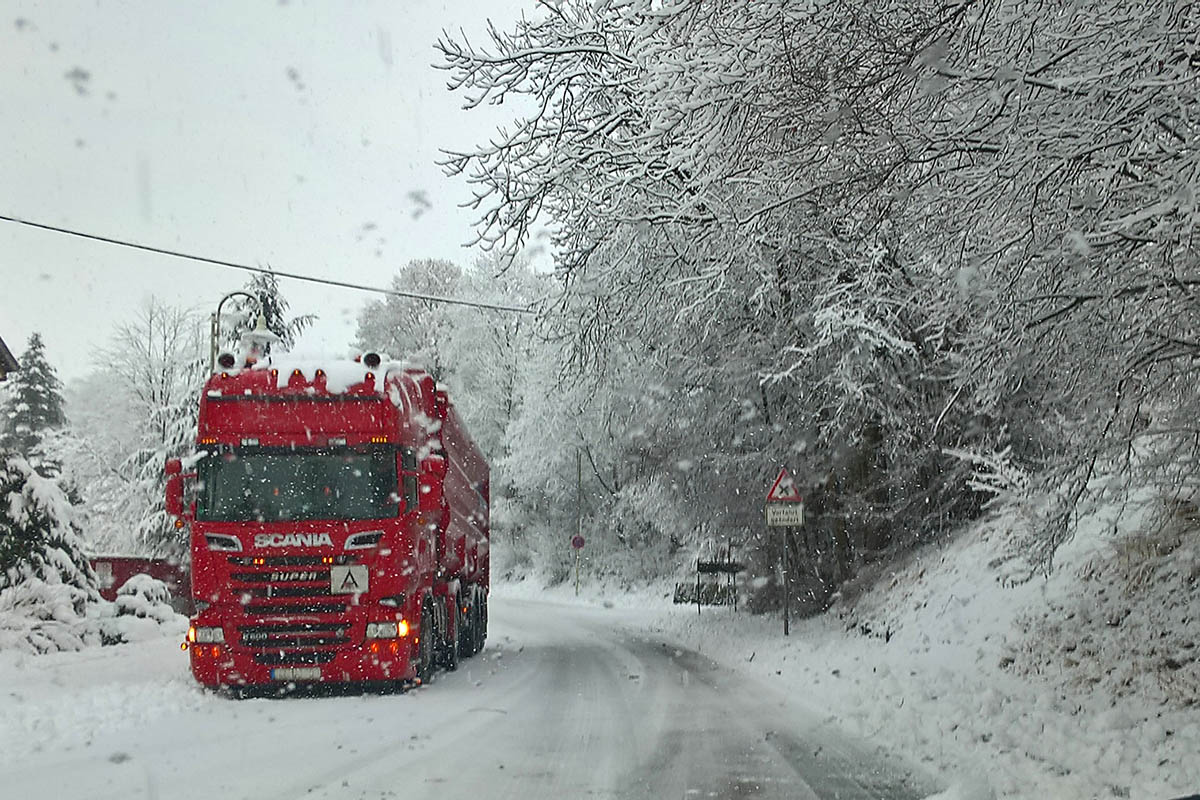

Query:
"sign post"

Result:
[[765, 467, 804, 637], [571, 534, 585, 596]]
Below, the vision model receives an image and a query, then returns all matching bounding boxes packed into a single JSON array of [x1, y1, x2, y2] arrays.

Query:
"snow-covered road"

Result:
[[0, 597, 936, 800]]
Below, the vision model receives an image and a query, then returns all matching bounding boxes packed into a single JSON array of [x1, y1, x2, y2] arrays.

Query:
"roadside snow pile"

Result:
[[0, 571, 101, 653], [0, 632, 204, 761], [96, 574, 188, 644], [558, 491, 1199, 799]]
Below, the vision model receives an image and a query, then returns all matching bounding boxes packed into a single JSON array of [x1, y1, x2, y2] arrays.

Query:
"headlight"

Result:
[[204, 534, 242, 552], [365, 621, 403, 639], [192, 626, 224, 643], [345, 530, 384, 550]]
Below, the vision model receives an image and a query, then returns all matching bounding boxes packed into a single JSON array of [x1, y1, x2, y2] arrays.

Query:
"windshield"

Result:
[[196, 447, 398, 522]]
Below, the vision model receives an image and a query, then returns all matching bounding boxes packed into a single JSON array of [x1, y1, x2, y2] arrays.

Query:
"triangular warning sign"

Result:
[[339, 570, 362, 592], [766, 468, 802, 502]]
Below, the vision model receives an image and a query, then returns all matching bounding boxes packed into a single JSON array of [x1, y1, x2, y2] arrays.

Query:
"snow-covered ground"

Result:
[[0, 596, 935, 800], [509, 497, 1199, 799], [1, 497, 1195, 800]]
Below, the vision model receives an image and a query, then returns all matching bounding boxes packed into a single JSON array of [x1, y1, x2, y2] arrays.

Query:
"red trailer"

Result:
[[166, 353, 489, 690]]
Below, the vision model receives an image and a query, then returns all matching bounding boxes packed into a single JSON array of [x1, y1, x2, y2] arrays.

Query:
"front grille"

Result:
[[244, 601, 349, 615], [230, 570, 329, 583], [241, 585, 331, 599], [253, 650, 338, 665], [227, 556, 342, 609], [221, 554, 360, 662], [239, 622, 350, 649], [228, 555, 327, 567]]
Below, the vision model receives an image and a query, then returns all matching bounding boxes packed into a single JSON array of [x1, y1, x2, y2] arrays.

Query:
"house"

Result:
[[0, 335, 17, 381]]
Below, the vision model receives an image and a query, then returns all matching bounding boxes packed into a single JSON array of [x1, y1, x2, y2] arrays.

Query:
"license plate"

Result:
[[330, 565, 369, 594], [272, 667, 321, 681]]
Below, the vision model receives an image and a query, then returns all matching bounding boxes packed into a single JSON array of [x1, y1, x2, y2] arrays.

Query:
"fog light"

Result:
[[194, 626, 224, 643], [365, 621, 399, 639]]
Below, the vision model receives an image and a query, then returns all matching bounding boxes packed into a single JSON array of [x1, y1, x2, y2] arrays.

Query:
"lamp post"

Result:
[[209, 291, 257, 372]]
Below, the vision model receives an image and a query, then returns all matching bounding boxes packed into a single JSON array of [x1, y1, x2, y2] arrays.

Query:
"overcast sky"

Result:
[[1, 0, 540, 382]]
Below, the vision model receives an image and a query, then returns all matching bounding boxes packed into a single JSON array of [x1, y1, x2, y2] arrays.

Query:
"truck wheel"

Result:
[[459, 594, 476, 658], [458, 603, 473, 659], [475, 596, 487, 654], [444, 603, 460, 672], [416, 603, 434, 686]]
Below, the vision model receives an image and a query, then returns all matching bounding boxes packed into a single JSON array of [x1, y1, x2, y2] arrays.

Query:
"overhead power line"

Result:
[[0, 212, 536, 315]]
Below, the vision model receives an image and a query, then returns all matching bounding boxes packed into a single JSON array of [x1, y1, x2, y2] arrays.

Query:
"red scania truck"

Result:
[[166, 351, 489, 690]]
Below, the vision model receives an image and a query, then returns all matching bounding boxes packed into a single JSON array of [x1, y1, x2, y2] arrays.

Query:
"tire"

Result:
[[415, 602, 434, 686], [458, 595, 474, 659], [475, 595, 487, 654], [458, 592, 477, 662], [443, 602, 460, 672]]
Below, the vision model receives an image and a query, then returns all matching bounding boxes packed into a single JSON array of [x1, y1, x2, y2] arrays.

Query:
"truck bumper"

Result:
[[187, 617, 416, 688]]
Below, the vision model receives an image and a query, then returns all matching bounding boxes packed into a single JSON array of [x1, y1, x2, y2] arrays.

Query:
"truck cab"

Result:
[[168, 354, 489, 690]]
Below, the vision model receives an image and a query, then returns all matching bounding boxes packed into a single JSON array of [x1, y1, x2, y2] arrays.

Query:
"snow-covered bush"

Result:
[[114, 574, 177, 622], [94, 574, 187, 644], [0, 451, 101, 653]]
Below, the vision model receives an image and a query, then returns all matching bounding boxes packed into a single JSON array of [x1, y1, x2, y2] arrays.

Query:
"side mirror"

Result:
[[165, 458, 187, 519], [419, 454, 447, 512]]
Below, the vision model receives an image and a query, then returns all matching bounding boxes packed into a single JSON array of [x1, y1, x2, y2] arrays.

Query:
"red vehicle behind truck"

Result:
[[166, 351, 489, 690]]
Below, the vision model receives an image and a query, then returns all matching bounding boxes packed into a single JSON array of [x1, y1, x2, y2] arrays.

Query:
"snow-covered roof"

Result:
[[0, 334, 18, 381]]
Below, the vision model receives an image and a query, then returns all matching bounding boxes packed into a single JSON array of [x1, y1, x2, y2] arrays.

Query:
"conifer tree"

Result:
[[0, 450, 100, 652], [225, 272, 316, 355], [0, 333, 66, 474]]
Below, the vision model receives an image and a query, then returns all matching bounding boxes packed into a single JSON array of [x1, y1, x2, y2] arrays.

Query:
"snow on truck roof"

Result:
[[205, 355, 440, 403]]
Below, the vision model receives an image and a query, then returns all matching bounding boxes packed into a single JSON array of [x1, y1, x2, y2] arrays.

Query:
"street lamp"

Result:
[[208, 291, 257, 372]]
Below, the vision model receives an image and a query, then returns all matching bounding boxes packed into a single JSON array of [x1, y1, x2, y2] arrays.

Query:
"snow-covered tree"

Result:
[[0, 450, 100, 653], [355, 258, 465, 381], [224, 272, 316, 354], [440, 0, 1200, 588], [0, 332, 67, 475], [59, 300, 205, 557]]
